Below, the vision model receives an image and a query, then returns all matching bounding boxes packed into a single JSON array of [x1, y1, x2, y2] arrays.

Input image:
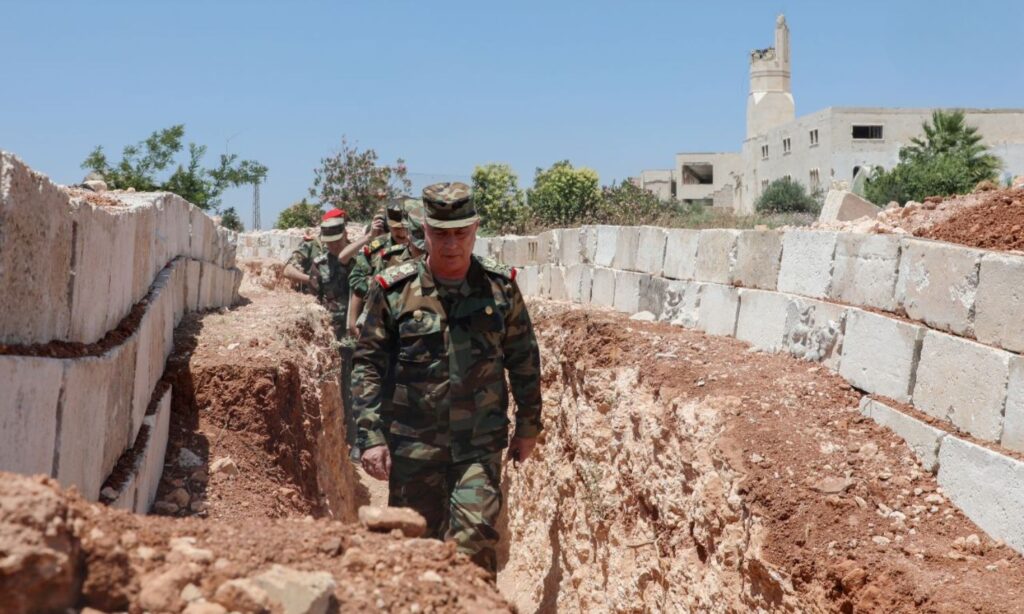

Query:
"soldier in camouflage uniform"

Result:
[[347, 200, 410, 335], [352, 182, 542, 574], [283, 232, 324, 293]]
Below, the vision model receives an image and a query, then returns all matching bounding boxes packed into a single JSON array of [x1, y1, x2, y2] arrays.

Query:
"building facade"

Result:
[[641, 15, 1024, 214]]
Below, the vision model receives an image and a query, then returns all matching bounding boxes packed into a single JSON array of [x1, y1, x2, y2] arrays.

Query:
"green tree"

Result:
[[309, 136, 411, 221], [81, 125, 267, 211], [220, 207, 244, 232], [866, 110, 1001, 204], [527, 160, 601, 225], [596, 180, 672, 225], [755, 177, 819, 214], [275, 199, 324, 230], [472, 163, 526, 234]]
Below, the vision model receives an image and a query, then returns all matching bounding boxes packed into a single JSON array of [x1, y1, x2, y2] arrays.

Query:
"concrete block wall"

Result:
[[237, 229, 307, 262], [503, 222, 1024, 554], [0, 152, 242, 513]]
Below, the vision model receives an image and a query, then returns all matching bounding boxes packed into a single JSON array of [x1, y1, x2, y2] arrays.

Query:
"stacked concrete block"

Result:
[[860, 398, 946, 473], [189, 204, 218, 262], [732, 230, 783, 290], [593, 226, 619, 268], [660, 281, 702, 328], [612, 271, 645, 313], [186, 259, 202, 312], [501, 236, 534, 267], [69, 200, 127, 344], [580, 226, 599, 264], [472, 237, 490, 259], [557, 228, 583, 266], [0, 152, 74, 344], [974, 252, 1024, 353], [735, 289, 791, 352], [634, 226, 668, 275], [58, 338, 137, 501], [131, 269, 174, 442], [829, 233, 901, 311], [661, 229, 701, 281], [612, 226, 640, 271], [1003, 357, 1024, 453], [134, 387, 172, 513], [782, 298, 848, 369], [536, 230, 558, 265], [564, 264, 593, 304], [696, 284, 739, 336], [517, 266, 540, 297], [170, 260, 188, 325], [896, 238, 982, 337], [542, 265, 568, 301], [590, 267, 617, 308], [130, 204, 158, 310], [913, 331, 1010, 442], [0, 355, 63, 476], [638, 276, 669, 319], [198, 261, 219, 309], [777, 230, 838, 299], [938, 436, 1024, 554], [694, 229, 740, 284], [839, 309, 924, 403]]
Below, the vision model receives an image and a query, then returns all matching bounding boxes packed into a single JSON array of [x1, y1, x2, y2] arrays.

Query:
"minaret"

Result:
[[746, 14, 795, 139]]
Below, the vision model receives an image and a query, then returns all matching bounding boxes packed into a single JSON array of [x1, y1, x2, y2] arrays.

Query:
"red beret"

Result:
[[322, 208, 346, 222]]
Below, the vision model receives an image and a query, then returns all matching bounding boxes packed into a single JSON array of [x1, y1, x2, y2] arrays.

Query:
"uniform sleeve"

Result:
[[502, 279, 543, 438], [286, 243, 310, 271], [348, 252, 372, 298], [352, 281, 394, 450]]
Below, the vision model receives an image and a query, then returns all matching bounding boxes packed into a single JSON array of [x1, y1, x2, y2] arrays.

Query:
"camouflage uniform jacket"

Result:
[[311, 251, 354, 340], [352, 256, 542, 462], [372, 242, 416, 272], [286, 237, 323, 276], [348, 236, 392, 299]]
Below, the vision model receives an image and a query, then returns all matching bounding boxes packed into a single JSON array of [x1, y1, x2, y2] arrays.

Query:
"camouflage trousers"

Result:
[[389, 452, 503, 574]]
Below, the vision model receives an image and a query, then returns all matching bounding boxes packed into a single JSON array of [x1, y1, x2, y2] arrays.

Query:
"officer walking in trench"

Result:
[[351, 182, 543, 574]]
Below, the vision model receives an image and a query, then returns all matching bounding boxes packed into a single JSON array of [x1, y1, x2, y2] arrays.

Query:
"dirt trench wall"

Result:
[[481, 225, 1024, 555], [0, 152, 242, 510]]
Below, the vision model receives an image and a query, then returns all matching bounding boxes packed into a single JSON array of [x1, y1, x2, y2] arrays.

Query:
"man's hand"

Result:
[[370, 216, 386, 237], [306, 274, 319, 291], [361, 445, 391, 481], [508, 436, 538, 464]]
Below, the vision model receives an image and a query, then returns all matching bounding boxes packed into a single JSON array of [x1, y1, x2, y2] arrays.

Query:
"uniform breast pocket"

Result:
[[468, 308, 505, 361], [396, 311, 445, 380]]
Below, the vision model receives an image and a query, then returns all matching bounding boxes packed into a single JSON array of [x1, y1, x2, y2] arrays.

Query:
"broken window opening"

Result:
[[681, 163, 714, 185], [852, 125, 883, 140], [809, 129, 819, 146], [783, 138, 791, 154]]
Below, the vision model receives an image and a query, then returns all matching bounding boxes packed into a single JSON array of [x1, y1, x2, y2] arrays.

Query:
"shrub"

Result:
[[527, 160, 601, 226], [275, 199, 324, 230], [472, 163, 526, 234], [755, 177, 819, 214]]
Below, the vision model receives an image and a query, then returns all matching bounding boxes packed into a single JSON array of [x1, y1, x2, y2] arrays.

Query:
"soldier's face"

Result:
[[324, 236, 345, 255], [425, 221, 478, 276], [390, 224, 410, 245]]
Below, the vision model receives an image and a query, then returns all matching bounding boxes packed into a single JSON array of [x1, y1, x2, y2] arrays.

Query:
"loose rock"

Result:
[[358, 506, 427, 538]]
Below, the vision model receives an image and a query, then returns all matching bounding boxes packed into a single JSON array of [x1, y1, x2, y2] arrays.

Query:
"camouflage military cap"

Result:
[[421, 182, 478, 229], [402, 198, 427, 251], [386, 198, 405, 226]]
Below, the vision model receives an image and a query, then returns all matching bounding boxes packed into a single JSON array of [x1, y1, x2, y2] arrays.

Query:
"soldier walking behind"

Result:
[[352, 182, 543, 574]]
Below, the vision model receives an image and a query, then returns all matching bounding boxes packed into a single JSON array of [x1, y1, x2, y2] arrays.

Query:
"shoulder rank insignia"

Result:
[[375, 261, 418, 290], [478, 256, 516, 281]]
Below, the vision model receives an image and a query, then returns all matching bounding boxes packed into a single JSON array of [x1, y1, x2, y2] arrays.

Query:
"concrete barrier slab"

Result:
[[170, 259, 187, 325], [783, 297, 848, 370], [732, 230, 783, 290], [1003, 357, 1024, 453], [545, 265, 568, 301], [536, 230, 557, 265], [896, 238, 982, 337], [0, 152, 74, 344], [230, 268, 243, 304], [198, 261, 218, 309], [186, 259, 201, 312], [736, 289, 791, 352], [975, 252, 1024, 353], [136, 387, 172, 513], [189, 205, 217, 262], [612, 226, 640, 271], [130, 204, 157, 306], [0, 355, 62, 476], [838, 309, 923, 403], [662, 229, 700, 281], [591, 267, 617, 308], [777, 230, 838, 299], [938, 436, 1024, 554], [860, 398, 945, 473], [613, 271, 645, 313], [580, 226, 598, 264], [517, 265, 540, 297], [564, 264, 593, 304], [697, 284, 739, 336], [914, 330, 1010, 442], [132, 271, 173, 439], [661, 281, 702, 328], [69, 201, 118, 344], [557, 229, 582, 266], [472, 236, 489, 259], [634, 226, 668, 275], [830, 233, 901, 311], [694, 229, 740, 284], [638, 276, 668, 318], [594, 226, 618, 268]]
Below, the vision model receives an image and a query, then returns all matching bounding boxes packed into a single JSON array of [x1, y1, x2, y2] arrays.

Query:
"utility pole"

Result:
[[253, 179, 262, 231]]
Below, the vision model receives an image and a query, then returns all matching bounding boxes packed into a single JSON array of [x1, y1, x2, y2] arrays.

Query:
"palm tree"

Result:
[[901, 110, 1000, 180]]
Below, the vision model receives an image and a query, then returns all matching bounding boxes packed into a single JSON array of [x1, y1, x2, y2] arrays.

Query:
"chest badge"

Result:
[[485, 306, 494, 316], [414, 310, 424, 321]]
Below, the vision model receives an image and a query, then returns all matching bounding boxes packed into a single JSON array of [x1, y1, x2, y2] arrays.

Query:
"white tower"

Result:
[[746, 15, 795, 139]]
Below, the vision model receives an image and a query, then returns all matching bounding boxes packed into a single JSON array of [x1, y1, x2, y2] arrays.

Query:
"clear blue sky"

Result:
[[2, 0, 1022, 228]]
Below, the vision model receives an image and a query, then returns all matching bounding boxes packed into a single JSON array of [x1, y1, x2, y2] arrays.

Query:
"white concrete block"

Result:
[[198, 261, 218, 309], [661, 229, 701, 281], [830, 233, 901, 311], [0, 152, 74, 343], [838, 309, 923, 403], [231, 268, 243, 304], [136, 387, 172, 513], [612, 226, 639, 271], [777, 230, 838, 299], [732, 230, 783, 290], [914, 330, 1010, 442], [557, 229, 583, 266], [58, 338, 137, 501], [132, 270, 174, 440], [634, 226, 668, 275], [1003, 357, 1024, 453], [580, 226, 598, 264], [170, 259, 187, 326], [694, 229, 740, 284], [189, 205, 217, 262], [860, 398, 946, 473], [638, 276, 668, 319], [896, 238, 982, 337], [696, 283, 739, 336], [593, 226, 618, 268], [516, 265, 540, 297], [545, 265, 568, 301], [938, 436, 1024, 554], [564, 264, 593, 304], [536, 230, 557, 264], [69, 202, 118, 344], [501, 236, 534, 267], [819, 190, 881, 223], [974, 252, 1024, 353], [130, 204, 157, 306], [165, 195, 192, 260], [591, 267, 617, 308], [612, 271, 645, 313], [472, 237, 489, 259], [735, 289, 791, 352], [660, 281, 703, 328], [0, 355, 62, 476], [186, 259, 201, 312], [782, 297, 848, 369]]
